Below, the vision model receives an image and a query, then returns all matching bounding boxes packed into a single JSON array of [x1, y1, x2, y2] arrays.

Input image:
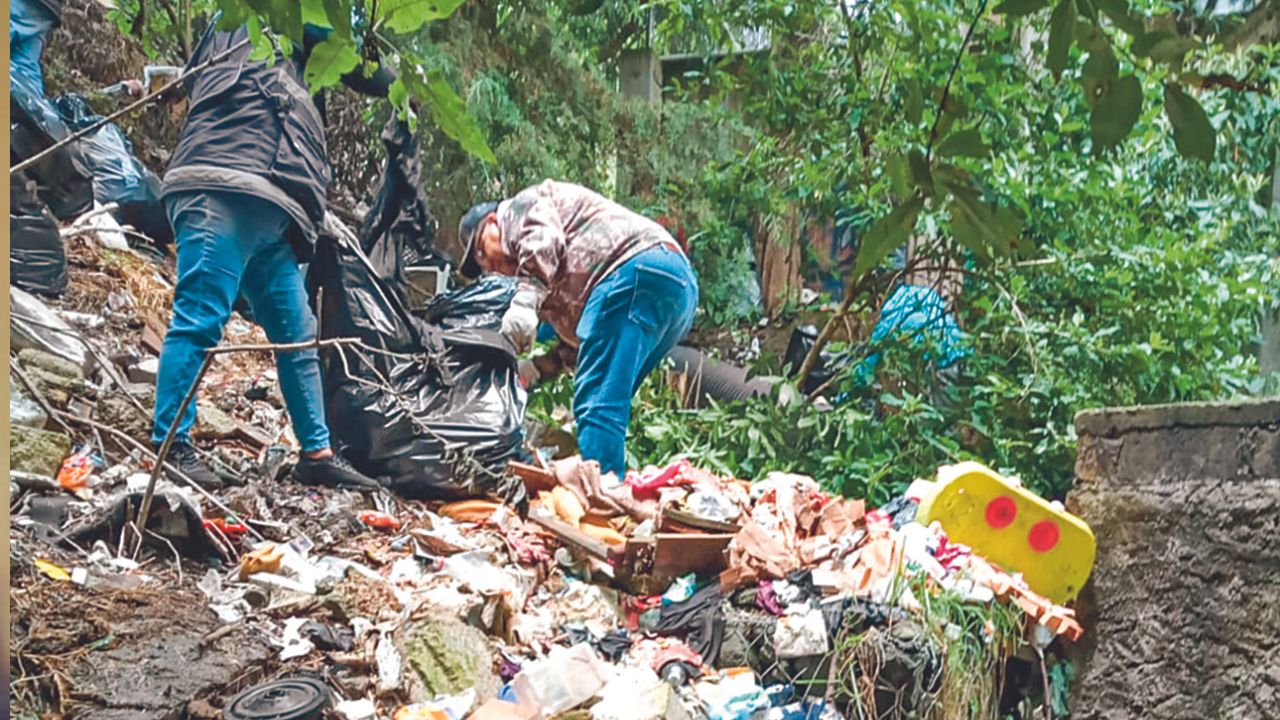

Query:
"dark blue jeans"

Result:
[[153, 191, 330, 451], [10, 0, 56, 96], [574, 244, 698, 476]]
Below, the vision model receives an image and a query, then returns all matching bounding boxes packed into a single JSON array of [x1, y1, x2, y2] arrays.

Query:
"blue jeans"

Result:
[[10, 0, 56, 96], [153, 191, 330, 451], [574, 244, 698, 476]]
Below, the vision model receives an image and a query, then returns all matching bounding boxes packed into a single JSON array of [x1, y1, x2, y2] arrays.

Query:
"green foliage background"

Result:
[[106, 0, 1279, 502]]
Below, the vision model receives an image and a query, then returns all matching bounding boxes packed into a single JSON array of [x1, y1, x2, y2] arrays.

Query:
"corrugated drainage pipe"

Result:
[[665, 346, 779, 407]]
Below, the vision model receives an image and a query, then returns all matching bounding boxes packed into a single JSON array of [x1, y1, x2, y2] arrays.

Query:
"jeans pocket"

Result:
[[629, 263, 690, 333]]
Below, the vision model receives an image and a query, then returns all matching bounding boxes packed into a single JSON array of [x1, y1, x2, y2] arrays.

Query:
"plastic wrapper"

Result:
[[310, 119, 526, 503], [10, 83, 95, 220], [11, 286, 92, 373], [53, 95, 162, 207]]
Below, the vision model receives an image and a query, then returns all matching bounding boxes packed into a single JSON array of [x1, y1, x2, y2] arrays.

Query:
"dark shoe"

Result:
[[292, 452, 381, 492], [160, 442, 227, 489]]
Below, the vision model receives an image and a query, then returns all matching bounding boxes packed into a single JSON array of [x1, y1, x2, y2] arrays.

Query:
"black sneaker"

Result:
[[160, 442, 227, 489], [292, 453, 381, 492]]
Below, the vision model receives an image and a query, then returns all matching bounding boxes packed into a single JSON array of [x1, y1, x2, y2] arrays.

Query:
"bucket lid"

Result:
[[222, 677, 331, 720]]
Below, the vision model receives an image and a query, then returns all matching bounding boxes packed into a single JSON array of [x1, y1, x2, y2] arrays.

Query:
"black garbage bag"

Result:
[[10, 177, 68, 296], [310, 118, 525, 502], [422, 276, 517, 332], [784, 324, 847, 394], [359, 119, 448, 291], [52, 94, 170, 244], [10, 84, 95, 220], [310, 230, 527, 502]]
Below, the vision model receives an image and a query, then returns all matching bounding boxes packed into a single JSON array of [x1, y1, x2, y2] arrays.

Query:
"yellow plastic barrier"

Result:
[[917, 462, 1095, 604]]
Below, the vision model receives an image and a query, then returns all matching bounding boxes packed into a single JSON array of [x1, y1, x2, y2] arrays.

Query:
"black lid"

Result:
[[222, 677, 331, 720]]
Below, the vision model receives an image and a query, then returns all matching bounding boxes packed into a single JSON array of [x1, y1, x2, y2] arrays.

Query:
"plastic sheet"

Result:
[[10, 83, 95, 220], [53, 95, 162, 208], [359, 119, 450, 296], [310, 119, 526, 502], [52, 94, 170, 244]]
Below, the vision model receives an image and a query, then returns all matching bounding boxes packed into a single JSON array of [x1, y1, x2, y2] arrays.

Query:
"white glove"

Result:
[[517, 358, 541, 388], [500, 303, 539, 354]]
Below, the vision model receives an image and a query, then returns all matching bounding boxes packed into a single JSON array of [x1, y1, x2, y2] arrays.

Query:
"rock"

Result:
[[402, 618, 500, 701], [195, 403, 238, 439], [20, 348, 90, 403], [11, 426, 72, 476], [127, 357, 159, 384], [19, 348, 85, 381], [96, 395, 150, 439]]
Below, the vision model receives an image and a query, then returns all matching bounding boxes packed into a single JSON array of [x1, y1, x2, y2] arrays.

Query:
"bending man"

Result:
[[458, 181, 699, 477]]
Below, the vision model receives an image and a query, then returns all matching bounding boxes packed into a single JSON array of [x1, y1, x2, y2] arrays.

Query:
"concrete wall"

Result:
[[1068, 399, 1280, 720]]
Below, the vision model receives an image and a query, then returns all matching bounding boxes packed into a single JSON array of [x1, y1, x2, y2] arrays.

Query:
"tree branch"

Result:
[[926, 0, 990, 162]]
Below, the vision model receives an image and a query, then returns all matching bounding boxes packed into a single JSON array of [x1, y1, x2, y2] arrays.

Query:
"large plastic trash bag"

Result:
[[422, 276, 518, 332], [309, 119, 526, 503], [52, 94, 170, 244], [10, 177, 68, 296], [10, 83, 95, 220], [359, 119, 451, 293]]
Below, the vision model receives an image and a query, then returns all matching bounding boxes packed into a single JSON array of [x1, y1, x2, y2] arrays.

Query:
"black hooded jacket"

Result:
[[162, 21, 394, 260]]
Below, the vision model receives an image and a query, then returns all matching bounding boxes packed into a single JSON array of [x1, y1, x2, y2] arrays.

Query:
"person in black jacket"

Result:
[[153, 18, 394, 490], [10, 0, 60, 96]]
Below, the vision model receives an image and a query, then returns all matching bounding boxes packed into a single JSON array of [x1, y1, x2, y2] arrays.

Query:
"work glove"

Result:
[[518, 358, 541, 388], [500, 303, 539, 355]]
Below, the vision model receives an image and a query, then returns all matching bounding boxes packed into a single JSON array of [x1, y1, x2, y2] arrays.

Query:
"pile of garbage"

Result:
[[10, 96, 1088, 720]]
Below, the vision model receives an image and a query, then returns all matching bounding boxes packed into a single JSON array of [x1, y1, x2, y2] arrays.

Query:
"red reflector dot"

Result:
[[985, 496, 1017, 529], [1028, 520, 1060, 552]]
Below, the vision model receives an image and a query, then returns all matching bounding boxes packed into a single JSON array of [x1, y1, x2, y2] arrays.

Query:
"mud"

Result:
[[11, 580, 274, 719]]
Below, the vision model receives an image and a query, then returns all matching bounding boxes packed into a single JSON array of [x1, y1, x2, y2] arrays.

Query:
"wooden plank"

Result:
[[651, 532, 734, 578], [528, 512, 613, 562], [508, 461, 557, 494]]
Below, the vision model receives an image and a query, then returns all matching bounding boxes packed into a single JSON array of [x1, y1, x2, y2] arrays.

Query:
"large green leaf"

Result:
[[852, 196, 924, 279], [267, 0, 303, 43], [946, 182, 1020, 261], [1048, 0, 1077, 80], [994, 0, 1050, 16], [1082, 46, 1118, 107], [323, 0, 353, 38], [215, 0, 252, 30], [886, 154, 911, 200], [304, 35, 361, 89], [1093, 0, 1144, 37], [1089, 74, 1141, 150], [377, 0, 467, 34], [908, 150, 934, 195], [936, 128, 989, 159], [1163, 84, 1215, 163], [401, 59, 496, 164]]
